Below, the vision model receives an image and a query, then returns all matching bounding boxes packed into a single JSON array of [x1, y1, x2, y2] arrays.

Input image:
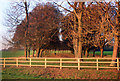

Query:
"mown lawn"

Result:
[[1, 50, 113, 58], [93, 51, 113, 56], [1, 50, 33, 58]]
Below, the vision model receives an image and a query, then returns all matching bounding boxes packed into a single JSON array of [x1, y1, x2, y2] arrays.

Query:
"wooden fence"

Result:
[[0, 57, 119, 70]]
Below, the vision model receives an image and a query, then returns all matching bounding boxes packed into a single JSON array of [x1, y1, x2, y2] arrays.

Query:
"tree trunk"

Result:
[[93, 49, 96, 57], [28, 48, 30, 57], [73, 38, 78, 58], [37, 48, 42, 57], [32, 50, 35, 57], [110, 2, 120, 66], [110, 35, 119, 66], [83, 49, 85, 56], [78, 39, 82, 58], [36, 48, 40, 57], [77, 12, 82, 58], [73, 14, 78, 58], [100, 48, 103, 58], [24, 1, 29, 60], [85, 48, 89, 57], [24, 46, 27, 60], [54, 49, 56, 55], [43, 50, 46, 56], [40, 49, 43, 57], [72, 3, 84, 58], [36, 48, 38, 57]]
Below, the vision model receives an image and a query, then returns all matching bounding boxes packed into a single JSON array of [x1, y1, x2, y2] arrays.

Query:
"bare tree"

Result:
[[5, 0, 33, 59], [106, 2, 120, 66]]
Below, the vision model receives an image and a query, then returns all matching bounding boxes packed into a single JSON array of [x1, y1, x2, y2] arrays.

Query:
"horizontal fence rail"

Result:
[[0, 57, 119, 70]]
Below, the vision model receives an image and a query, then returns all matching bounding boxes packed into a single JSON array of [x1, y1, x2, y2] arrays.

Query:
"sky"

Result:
[[0, 0, 10, 50]]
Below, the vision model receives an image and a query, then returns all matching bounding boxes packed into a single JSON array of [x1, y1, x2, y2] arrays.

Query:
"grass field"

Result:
[[1, 50, 120, 79], [1, 50, 113, 58], [1, 50, 26, 57], [89, 51, 113, 56], [2, 66, 119, 79]]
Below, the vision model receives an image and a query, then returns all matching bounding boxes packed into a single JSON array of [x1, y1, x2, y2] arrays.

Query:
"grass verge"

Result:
[[2, 66, 119, 79]]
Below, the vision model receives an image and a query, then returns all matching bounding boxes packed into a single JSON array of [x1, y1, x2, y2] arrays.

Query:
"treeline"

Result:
[[6, 1, 119, 64], [7, 2, 63, 58], [61, 2, 119, 60]]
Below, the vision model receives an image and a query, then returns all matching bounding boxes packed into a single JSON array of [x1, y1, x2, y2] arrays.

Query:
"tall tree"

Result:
[[61, 2, 85, 58], [5, 1, 31, 59], [12, 2, 63, 57], [107, 1, 120, 66], [24, 0, 29, 59], [29, 2, 62, 57]]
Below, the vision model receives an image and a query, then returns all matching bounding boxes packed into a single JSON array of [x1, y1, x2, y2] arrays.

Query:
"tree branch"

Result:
[[53, 2, 72, 12]]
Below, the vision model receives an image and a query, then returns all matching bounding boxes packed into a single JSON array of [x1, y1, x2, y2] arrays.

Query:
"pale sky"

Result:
[[0, 0, 10, 50]]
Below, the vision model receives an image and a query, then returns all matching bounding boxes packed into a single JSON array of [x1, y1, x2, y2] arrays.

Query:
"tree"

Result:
[[85, 3, 111, 57], [95, 1, 120, 65], [12, 2, 63, 57], [5, 1, 31, 59], [29, 2, 62, 57], [106, 1, 120, 66], [60, 2, 115, 58], [60, 2, 97, 58], [59, 2, 86, 58]]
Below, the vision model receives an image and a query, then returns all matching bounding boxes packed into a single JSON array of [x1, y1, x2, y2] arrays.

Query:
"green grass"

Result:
[[0, 50, 114, 68], [2, 66, 45, 79], [2, 50, 24, 57], [93, 51, 113, 56], [1, 50, 72, 58], [1, 50, 34, 58], [2, 66, 118, 79], [47, 50, 71, 53], [1, 50, 119, 79], [1, 50, 113, 58]]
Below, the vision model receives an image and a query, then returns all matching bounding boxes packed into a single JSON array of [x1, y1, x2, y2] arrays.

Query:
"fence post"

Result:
[[30, 58, 31, 67], [45, 58, 47, 68], [4, 58, 5, 68], [78, 58, 80, 70], [60, 58, 62, 69], [117, 58, 119, 71], [97, 58, 98, 70], [16, 58, 18, 67]]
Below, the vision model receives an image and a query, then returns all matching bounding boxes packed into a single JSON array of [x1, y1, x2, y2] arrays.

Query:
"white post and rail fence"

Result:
[[0, 57, 119, 70]]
